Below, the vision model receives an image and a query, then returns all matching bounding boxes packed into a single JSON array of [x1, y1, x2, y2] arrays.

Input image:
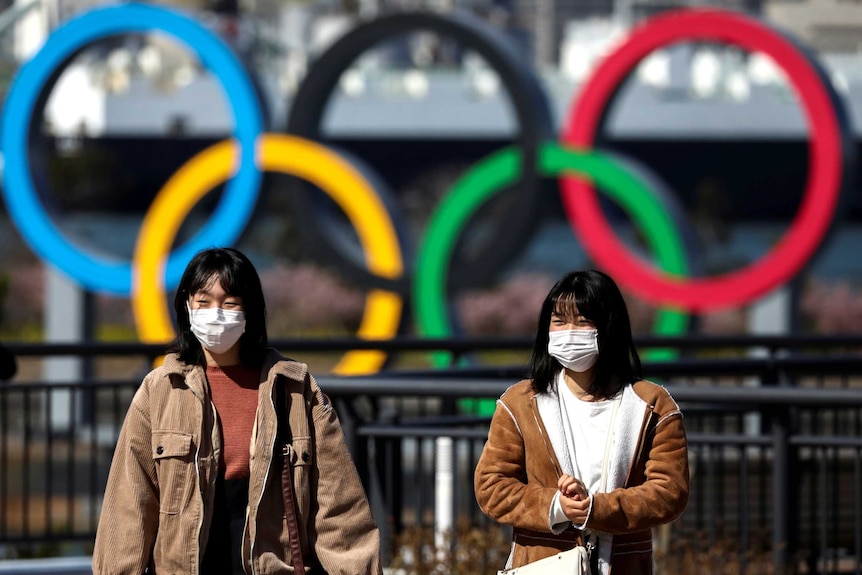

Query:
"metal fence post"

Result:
[[366, 432, 391, 564], [369, 407, 401, 564], [772, 406, 791, 574]]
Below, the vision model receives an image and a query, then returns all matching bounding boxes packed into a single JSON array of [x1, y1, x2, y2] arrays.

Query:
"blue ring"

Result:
[[0, 3, 263, 294]]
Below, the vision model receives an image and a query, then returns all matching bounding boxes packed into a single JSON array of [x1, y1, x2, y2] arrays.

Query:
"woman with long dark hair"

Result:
[[94, 247, 382, 575], [475, 269, 689, 574]]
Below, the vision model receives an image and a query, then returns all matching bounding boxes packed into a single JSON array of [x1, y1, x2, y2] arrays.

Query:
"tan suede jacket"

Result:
[[93, 350, 382, 575], [475, 379, 689, 574]]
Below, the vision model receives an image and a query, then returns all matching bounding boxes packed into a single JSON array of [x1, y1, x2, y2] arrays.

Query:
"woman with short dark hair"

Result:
[[475, 269, 689, 574], [94, 247, 382, 575]]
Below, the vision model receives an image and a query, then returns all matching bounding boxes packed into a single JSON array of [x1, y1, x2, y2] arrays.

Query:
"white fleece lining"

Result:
[[535, 385, 573, 476]]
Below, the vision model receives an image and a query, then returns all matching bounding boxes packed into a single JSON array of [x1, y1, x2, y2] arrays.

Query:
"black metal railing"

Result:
[[1, 336, 862, 574]]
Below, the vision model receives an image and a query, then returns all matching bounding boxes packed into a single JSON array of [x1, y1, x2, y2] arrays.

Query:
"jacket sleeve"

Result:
[[587, 409, 690, 534], [307, 378, 383, 575], [474, 399, 559, 533], [92, 378, 160, 575]]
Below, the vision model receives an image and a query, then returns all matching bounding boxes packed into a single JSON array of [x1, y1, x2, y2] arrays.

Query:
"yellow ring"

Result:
[[132, 134, 404, 375]]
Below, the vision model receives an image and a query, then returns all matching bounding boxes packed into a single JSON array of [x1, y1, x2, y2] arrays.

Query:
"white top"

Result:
[[558, 375, 618, 494], [550, 372, 621, 533], [542, 379, 638, 575]]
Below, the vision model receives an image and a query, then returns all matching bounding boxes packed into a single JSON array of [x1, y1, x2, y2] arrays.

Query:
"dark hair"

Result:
[[172, 247, 268, 367], [528, 269, 641, 397]]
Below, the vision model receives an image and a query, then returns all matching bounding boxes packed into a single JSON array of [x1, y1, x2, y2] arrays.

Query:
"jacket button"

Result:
[[156, 446, 164, 455], [302, 452, 310, 462]]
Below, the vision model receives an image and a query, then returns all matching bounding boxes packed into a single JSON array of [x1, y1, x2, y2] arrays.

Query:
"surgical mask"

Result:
[[187, 303, 246, 355], [548, 328, 599, 372]]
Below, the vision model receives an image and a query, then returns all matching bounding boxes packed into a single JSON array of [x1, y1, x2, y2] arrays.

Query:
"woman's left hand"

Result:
[[559, 492, 592, 525]]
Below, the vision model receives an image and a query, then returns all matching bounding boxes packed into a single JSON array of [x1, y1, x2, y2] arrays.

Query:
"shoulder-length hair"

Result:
[[171, 247, 268, 367], [528, 269, 641, 397]]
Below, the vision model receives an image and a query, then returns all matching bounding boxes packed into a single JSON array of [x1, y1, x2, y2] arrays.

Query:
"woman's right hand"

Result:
[[558, 474, 588, 500]]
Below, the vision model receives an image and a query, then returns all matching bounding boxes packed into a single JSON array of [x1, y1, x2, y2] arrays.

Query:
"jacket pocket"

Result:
[[152, 430, 195, 515]]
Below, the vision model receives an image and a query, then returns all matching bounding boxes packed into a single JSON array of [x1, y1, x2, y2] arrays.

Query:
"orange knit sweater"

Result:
[[206, 364, 260, 479]]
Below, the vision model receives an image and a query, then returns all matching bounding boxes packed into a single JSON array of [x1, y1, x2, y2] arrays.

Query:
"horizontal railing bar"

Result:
[[4, 378, 862, 408], [351, 355, 862, 379], [0, 379, 141, 389], [4, 333, 862, 357], [0, 533, 95, 544], [790, 435, 862, 447], [315, 378, 862, 406], [357, 426, 491, 439], [352, 431, 862, 446], [686, 434, 862, 448], [684, 433, 773, 446], [0, 556, 93, 574]]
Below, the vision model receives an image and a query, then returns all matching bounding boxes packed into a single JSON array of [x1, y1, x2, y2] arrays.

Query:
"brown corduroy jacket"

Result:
[[474, 379, 689, 574], [93, 350, 382, 575]]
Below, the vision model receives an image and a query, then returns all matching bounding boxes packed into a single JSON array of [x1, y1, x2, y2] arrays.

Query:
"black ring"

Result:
[[286, 10, 555, 291]]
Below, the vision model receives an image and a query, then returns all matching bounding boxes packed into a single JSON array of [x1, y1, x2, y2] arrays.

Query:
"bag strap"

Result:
[[276, 379, 306, 574], [588, 390, 623, 574]]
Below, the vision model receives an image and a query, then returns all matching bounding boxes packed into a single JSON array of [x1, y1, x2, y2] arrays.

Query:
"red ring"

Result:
[[560, 9, 844, 312]]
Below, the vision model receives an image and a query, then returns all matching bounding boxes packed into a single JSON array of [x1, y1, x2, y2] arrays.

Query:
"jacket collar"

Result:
[[533, 381, 646, 492], [161, 348, 309, 399], [259, 349, 308, 388], [162, 353, 208, 400]]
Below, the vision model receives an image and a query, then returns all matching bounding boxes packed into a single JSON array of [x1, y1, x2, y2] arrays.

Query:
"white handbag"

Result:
[[497, 545, 590, 575]]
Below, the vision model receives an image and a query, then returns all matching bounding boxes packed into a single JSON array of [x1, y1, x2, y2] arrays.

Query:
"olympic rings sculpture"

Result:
[[0, 3, 853, 376]]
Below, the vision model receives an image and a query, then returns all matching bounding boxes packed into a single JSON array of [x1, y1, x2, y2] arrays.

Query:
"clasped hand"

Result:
[[558, 474, 591, 526]]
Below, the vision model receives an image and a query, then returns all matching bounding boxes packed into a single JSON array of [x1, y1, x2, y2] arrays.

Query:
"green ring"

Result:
[[414, 143, 691, 412]]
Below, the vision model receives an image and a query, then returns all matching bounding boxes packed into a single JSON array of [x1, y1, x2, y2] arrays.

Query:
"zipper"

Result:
[[194, 436, 202, 574], [247, 388, 277, 574], [240, 439, 252, 574], [186, 372, 207, 575]]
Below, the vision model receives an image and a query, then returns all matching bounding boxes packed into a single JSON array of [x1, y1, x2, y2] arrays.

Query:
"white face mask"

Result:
[[548, 328, 599, 372], [187, 303, 247, 355]]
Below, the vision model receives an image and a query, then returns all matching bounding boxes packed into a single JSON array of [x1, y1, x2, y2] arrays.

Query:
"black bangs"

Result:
[[214, 261, 246, 297], [551, 291, 591, 322], [186, 256, 243, 298]]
